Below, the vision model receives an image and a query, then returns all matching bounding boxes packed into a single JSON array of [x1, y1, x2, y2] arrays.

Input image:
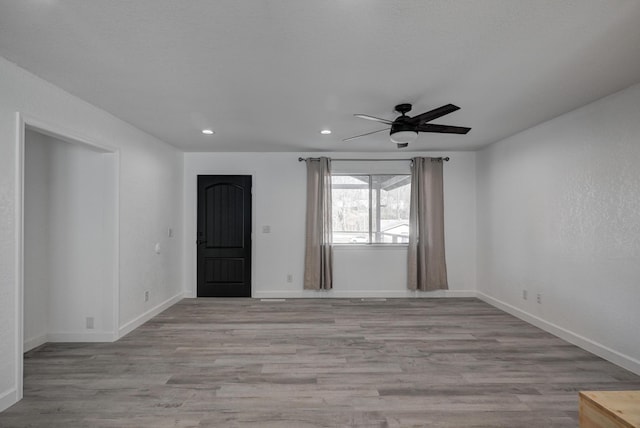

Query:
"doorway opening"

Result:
[[16, 116, 119, 401]]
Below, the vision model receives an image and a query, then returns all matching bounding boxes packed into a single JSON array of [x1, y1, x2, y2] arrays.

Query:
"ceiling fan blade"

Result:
[[418, 123, 471, 134], [343, 128, 390, 142], [354, 114, 393, 125], [407, 104, 460, 125]]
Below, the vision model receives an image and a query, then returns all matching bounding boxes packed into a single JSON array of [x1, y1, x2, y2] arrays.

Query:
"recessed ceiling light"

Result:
[[202, 129, 214, 135], [320, 129, 332, 135]]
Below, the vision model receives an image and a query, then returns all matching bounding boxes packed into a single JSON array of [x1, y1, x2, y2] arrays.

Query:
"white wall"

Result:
[[117, 134, 184, 330], [24, 130, 117, 350], [183, 151, 477, 298], [0, 56, 183, 411], [476, 83, 640, 374]]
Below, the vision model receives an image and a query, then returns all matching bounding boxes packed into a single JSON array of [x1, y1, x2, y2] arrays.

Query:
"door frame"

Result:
[[14, 112, 120, 403], [187, 171, 255, 298]]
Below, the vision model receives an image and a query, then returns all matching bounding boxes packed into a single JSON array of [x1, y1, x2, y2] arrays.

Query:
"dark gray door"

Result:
[[197, 175, 252, 297]]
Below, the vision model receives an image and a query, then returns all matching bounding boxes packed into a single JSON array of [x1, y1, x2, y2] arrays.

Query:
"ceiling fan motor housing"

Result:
[[390, 116, 416, 134]]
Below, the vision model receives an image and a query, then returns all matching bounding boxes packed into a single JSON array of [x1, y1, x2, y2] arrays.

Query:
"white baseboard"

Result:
[[23, 331, 118, 350], [46, 331, 118, 343], [118, 291, 186, 339], [0, 388, 18, 413], [477, 291, 640, 376], [23, 334, 47, 352], [253, 289, 477, 299]]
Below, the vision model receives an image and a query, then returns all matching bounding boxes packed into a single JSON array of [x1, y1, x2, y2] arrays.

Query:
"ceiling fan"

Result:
[[345, 103, 471, 148]]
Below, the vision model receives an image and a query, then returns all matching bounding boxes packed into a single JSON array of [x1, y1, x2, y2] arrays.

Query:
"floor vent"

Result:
[[360, 298, 387, 302], [260, 298, 286, 302]]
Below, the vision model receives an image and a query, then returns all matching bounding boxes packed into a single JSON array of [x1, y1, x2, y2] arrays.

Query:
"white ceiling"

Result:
[[1, 1, 640, 152]]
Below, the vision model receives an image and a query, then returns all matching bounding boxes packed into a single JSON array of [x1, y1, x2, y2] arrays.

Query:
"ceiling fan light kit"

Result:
[[390, 131, 418, 146], [346, 103, 471, 148]]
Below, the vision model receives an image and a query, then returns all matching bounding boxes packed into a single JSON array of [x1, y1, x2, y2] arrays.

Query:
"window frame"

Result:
[[331, 173, 411, 246]]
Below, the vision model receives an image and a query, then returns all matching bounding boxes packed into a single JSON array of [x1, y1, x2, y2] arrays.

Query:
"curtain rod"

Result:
[[298, 157, 450, 162]]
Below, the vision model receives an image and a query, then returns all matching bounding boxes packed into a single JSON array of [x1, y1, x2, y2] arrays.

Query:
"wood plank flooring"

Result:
[[2, 298, 639, 427]]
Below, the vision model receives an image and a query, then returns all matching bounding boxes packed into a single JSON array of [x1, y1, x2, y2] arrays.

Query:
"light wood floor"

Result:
[[2, 298, 639, 427]]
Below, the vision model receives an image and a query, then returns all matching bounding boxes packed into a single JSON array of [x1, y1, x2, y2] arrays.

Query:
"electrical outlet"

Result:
[[145, 291, 150, 302], [286, 274, 293, 283], [522, 290, 528, 300], [86, 317, 94, 329], [536, 293, 542, 304]]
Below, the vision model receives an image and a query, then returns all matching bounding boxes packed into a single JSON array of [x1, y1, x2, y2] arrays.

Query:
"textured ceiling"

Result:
[[1, 0, 640, 152]]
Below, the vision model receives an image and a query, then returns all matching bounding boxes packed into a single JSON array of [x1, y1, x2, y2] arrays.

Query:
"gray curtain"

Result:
[[303, 157, 333, 290], [407, 157, 448, 291]]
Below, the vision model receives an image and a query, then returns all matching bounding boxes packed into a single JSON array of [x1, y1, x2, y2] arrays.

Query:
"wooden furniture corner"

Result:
[[579, 391, 640, 428]]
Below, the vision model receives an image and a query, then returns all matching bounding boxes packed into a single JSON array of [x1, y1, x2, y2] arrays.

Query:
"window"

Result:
[[332, 174, 411, 244]]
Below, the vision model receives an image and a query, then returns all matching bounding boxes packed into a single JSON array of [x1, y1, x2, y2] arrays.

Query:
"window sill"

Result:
[[333, 244, 408, 251]]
